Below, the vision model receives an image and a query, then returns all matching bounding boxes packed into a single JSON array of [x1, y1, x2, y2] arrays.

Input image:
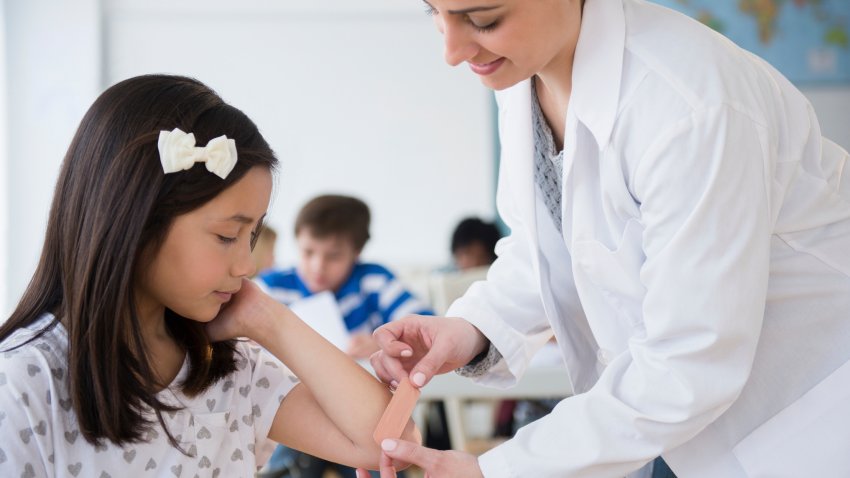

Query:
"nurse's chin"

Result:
[[479, 74, 529, 92]]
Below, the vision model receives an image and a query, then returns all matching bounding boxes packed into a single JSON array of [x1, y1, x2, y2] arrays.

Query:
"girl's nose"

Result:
[[233, 244, 256, 278]]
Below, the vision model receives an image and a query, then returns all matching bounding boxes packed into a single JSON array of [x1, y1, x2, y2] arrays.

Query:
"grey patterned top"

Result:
[[532, 78, 566, 234], [0, 314, 300, 478]]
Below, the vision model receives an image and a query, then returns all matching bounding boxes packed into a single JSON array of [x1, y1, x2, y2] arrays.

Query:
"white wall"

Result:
[[104, 0, 495, 274], [801, 86, 850, 151], [1, 0, 496, 315], [3, 0, 102, 316], [0, 1, 8, 317], [2, 1, 850, 317]]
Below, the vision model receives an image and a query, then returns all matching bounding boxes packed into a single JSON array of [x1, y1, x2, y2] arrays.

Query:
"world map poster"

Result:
[[650, 0, 850, 84]]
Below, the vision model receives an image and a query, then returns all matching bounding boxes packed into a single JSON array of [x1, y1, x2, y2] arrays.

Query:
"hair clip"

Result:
[[158, 127, 237, 179]]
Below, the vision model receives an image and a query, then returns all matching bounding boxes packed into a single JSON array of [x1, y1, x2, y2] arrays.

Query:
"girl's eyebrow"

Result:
[[424, 0, 501, 15], [222, 214, 258, 225]]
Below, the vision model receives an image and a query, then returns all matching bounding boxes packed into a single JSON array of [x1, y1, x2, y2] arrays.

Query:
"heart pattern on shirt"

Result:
[[122, 448, 136, 463], [68, 462, 82, 476], [1, 329, 296, 476]]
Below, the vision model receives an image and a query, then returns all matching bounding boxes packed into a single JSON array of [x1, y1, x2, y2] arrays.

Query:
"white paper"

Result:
[[288, 291, 350, 351]]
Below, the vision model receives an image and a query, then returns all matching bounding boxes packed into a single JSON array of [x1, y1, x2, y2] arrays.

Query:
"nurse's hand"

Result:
[[355, 440, 484, 478], [370, 315, 488, 388]]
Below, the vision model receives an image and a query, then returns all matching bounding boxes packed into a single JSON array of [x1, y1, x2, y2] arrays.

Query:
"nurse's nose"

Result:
[[440, 19, 478, 67]]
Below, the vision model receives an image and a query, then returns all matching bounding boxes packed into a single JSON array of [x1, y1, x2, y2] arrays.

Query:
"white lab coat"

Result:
[[446, 0, 850, 476]]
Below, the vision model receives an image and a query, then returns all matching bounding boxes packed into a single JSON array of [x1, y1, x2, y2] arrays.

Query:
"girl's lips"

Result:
[[214, 291, 233, 302], [468, 57, 506, 75]]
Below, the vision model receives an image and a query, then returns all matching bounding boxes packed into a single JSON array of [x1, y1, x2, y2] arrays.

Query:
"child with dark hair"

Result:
[[450, 217, 503, 270], [0, 74, 416, 477], [258, 194, 431, 478]]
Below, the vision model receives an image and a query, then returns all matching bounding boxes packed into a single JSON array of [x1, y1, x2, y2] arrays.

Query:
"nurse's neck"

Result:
[[535, 46, 576, 151], [535, 76, 570, 151]]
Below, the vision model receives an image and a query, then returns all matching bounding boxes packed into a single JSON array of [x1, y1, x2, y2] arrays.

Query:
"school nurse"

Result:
[[364, 0, 850, 477]]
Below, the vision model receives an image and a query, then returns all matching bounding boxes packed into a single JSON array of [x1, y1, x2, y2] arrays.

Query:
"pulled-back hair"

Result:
[[294, 195, 371, 251], [0, 74, 278, 448]]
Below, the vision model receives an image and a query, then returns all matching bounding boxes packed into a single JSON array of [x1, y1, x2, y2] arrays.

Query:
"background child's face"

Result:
[[136, 167, 272, 322], [453, 241, 493, 271], [296, 230, 359, 294]]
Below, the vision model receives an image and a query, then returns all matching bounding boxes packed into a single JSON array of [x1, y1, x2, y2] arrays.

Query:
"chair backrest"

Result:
[[428, 266, 489, 315]]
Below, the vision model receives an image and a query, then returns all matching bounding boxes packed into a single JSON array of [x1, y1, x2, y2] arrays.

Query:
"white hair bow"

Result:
[[158, 127, 238, 179]]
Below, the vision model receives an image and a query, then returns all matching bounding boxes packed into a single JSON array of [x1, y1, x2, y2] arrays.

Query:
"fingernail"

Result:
[[412, 372, 426, 387], [390, 380, 399, 389], [400, 349, 413, 357], [381, 439, 397, 451]]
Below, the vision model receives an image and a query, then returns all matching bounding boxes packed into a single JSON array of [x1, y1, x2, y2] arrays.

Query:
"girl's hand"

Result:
[[356, 441, 483, 478], [205, 278, 283, 342]]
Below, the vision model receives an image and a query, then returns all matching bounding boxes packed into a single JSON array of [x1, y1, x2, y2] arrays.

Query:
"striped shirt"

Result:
[[258, 263, 433, 334]]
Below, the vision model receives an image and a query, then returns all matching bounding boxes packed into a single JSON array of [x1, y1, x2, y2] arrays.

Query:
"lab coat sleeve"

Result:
[[478, 105, 773, 477], [446, 100, 554, 387]]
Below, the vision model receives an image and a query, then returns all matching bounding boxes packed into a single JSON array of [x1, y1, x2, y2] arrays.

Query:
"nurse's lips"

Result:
[[468, 57, 506, 75]]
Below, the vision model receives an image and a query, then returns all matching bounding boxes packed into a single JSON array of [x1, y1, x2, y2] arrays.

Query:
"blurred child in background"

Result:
[[258, 194, 431, 478]]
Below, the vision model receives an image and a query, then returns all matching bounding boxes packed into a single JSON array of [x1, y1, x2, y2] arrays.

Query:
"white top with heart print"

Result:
[[0, 314, 299, 478]]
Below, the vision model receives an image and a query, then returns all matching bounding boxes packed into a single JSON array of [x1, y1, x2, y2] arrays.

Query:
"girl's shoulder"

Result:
[[0, 314, 68, 388]]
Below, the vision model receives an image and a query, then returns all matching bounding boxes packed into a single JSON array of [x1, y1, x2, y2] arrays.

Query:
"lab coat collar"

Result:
[[571, 0, 626, 149]]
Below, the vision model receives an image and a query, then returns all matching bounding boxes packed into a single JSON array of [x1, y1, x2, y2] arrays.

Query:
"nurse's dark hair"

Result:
[[0, 74, 278, 448]]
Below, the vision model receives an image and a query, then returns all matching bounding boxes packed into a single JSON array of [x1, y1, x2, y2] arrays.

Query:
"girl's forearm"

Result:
[[251, 300, 391, 449]]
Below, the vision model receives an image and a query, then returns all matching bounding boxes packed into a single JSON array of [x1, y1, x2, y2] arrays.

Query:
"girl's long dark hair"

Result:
[[0, 74, 277, 447]]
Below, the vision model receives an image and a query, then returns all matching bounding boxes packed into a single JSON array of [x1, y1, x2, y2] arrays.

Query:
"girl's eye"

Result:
[[217, 235, 237, 245]]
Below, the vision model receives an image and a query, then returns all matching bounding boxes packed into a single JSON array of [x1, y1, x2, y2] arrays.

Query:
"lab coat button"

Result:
[[597, 348, 615, 365]]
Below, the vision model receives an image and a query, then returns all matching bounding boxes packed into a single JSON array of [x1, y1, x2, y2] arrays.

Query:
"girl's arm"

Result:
[[207, 279, 419, 469]]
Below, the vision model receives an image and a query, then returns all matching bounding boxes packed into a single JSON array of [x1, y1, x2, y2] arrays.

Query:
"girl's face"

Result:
[[137, 167, 273, 322], [424, 0, 583, 90]]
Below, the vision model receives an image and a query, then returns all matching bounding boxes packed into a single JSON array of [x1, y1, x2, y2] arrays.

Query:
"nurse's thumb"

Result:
[[409, 342, 452, 387], [380, 439, 436, 470]]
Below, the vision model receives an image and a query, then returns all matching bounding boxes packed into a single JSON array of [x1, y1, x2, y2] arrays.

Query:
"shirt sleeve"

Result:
[[0, 349, 54, 477], [244, 344, 300, 446], [378, 271, 433, 322]]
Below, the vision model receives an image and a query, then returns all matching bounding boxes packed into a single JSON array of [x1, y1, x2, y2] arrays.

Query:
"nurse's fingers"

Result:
[[372, 320, 415, 358], [369, 350, 407, 387], [379, 452, 397, 478], [380, 439, 484, 478]]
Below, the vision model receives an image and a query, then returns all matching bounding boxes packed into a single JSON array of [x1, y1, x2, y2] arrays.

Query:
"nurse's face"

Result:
[[424, 0, 583, 90]]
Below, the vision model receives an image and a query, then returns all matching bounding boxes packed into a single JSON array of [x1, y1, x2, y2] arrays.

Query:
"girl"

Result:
[[0, 74, 417, 477], [366, 0, 850, 477]]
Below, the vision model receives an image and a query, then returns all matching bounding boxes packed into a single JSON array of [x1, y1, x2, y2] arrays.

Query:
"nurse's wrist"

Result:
[[456, 341, 502, 378]]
